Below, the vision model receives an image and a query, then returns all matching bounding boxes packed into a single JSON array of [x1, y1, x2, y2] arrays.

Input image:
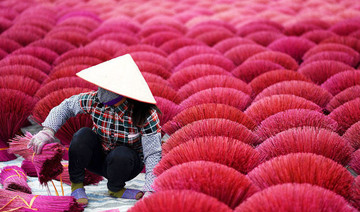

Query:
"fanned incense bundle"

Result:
[[0, 189, 83, 212], [0, 88, 36, 162], [247, 153, 354, 199], [351, 176, 360, 210], [8, 132, 64, 185], [129, 190, 232, 212], [153, 161, 259, 209], [0, 166, 31, 194], [234, 183, 356, 212]]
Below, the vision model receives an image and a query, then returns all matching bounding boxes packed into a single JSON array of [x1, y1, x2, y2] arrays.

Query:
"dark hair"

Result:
[[128, 98, 162, 126]]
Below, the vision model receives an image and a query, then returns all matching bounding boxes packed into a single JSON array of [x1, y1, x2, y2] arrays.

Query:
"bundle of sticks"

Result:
[[0, 165, 31, 194], [8, 132, 64, 185], [22, 159, 104, 186], [0, 189, 83, 212]]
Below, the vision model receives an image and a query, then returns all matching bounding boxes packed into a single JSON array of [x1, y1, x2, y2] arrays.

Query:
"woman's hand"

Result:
[[27, 127, 56, 154]]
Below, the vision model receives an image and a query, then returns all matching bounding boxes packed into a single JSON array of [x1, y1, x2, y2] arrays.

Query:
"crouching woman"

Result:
[[28, 54, 162, 207]]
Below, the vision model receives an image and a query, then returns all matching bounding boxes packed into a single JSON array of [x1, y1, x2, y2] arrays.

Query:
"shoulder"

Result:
[[141, 107, 161, 134], [147, 107, 160, 121], [79, 90, 99, 109], [79, 90, 97, 100]]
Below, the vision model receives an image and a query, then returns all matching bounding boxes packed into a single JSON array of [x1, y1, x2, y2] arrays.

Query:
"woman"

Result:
[[28, 54, 162, 206]]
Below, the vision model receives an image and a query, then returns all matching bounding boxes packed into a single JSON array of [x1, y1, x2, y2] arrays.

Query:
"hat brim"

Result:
[[76, 54, 157, 104]]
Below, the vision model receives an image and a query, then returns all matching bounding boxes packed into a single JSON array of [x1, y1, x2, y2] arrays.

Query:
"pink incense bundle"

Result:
[[8, 132, 64, 185], [213, 37, 255, 54], [160, 37, 202, 54], [297, 60, 354, 85], [246, 31, 284, 47], [232, 60, 284, 83], [55, 162, 103, 186], [21, 159, 37, 177], [236, 20, 283, 37], [0, 166, 31, 194], [224, 44, 267, 66], [0, 189, 83, 212], [191, 27, 234, 47], [246, 51, 299, 70], [267, 36, 316, 63], [142, 31, 182, 47]]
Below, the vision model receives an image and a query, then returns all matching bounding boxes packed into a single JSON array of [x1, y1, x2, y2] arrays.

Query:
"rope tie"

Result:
[[3, 168, 28, 183], [0, 195, 38, 211]]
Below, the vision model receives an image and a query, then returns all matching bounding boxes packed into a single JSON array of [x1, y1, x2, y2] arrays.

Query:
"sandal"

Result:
[[109, 188, 144, 200], [71, 188, 88, 207]]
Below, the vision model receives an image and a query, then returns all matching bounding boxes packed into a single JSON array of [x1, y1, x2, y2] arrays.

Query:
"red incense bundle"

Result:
[[0, 166, 31, 194], [235, 183, 356, 212], [351, 176, 360, 210], [22, 160, 103, 185], [8, 132, 64, 185], [0, 142, 17, 162], [0, 189, 83, 212], [55, 162, 103, 186]]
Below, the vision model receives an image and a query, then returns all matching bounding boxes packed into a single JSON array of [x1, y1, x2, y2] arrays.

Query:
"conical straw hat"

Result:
[[76, 54, 156, 104]]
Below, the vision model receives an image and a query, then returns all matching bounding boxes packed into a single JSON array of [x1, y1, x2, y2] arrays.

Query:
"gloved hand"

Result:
[[27, 127, 56, 154]]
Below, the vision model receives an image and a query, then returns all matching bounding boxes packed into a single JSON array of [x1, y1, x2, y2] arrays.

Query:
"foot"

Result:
[[71, 188, 88, 207], [108, 188, 144, 200]]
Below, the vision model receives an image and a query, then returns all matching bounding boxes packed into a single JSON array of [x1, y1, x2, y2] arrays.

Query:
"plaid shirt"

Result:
[[79, 91, 161, 159], [43, 90, 162, 191]]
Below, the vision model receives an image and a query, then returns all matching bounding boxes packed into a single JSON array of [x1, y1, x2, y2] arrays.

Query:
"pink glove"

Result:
[[27, 127, 56, 154]]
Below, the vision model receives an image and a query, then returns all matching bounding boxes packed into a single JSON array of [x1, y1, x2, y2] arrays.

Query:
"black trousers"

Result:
[[68, 127, 144, 192]]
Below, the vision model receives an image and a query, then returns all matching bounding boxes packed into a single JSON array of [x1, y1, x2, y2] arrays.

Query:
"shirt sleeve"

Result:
[[79, 91, 97, 114], [140, 109, 162, 135], [140, 109, 162, 191], [42, 93, 88, 132], [141, 132, 162, 192]]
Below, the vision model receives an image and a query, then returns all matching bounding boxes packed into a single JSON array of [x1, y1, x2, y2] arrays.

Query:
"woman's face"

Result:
[[97, 87, 123, 105]]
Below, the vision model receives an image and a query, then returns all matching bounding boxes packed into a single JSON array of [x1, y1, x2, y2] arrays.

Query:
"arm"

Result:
[[141, 132, 162, 192], [140, 109, 162, 192], [29, 94, 86, 154], [42, 94, 86, 132]]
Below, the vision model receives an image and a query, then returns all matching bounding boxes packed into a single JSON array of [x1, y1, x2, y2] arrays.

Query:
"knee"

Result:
[[70, 127, 97, 152], [107, 147, 134, 166]]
